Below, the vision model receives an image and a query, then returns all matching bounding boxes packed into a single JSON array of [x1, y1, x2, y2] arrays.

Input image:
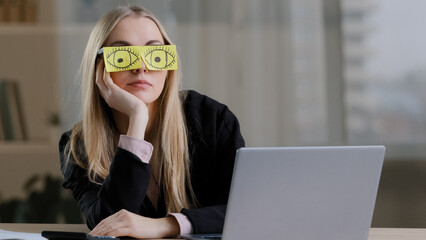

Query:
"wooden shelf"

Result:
[[0, 23, 93, 35], [0, 141, 57, 155]]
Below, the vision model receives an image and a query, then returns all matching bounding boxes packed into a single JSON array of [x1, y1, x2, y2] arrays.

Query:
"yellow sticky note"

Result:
[[101, 45, 178, 72]]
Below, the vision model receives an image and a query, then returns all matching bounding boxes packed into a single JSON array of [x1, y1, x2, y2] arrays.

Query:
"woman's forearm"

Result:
[[156, 216, 181, 237]]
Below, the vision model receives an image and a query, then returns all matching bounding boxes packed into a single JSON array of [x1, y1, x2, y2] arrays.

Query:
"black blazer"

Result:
[[59, 90, 245, 234]]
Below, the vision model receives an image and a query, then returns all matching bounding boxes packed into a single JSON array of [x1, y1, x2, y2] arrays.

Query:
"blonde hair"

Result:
[[66, 6, 195, 213]]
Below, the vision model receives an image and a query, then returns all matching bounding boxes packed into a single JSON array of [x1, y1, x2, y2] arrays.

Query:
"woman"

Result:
[[59, 5, 245, 239]]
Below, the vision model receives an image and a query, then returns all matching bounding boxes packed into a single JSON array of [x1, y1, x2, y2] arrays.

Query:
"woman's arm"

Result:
[[59, 132, 152, 229], [95, 61, 149, 140], [61, 133, 182, 238], [89, 209, 180, 238]]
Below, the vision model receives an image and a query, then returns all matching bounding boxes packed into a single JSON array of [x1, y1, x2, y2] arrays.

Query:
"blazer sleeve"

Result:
[[59, 132, 152, 229], [181, 96, 245, 234]]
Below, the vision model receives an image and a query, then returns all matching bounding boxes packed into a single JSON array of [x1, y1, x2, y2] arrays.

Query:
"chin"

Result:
[[124, 87, 161, 105], [136, 96, 154, 104], [133, 93, 157, 105]]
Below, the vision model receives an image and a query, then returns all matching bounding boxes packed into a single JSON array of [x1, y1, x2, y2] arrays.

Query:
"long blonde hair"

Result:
[[66, 6, 195, 213]]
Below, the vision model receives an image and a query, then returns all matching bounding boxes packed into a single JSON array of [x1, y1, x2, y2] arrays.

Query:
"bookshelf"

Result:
[[0, 22, 92, 143], [0, 23, 56, 34], [0, 141, 56, 154], [0, 23, 59, 143], [0, 0, 56, 144], [0, 23, 93, 35], [0, 141, 60, 201], [0, 20, 60, 201], [0, 1, 92, 201]]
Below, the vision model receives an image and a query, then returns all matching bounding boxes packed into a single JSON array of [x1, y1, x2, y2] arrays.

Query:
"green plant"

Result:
[[48, 112, 60, 126], [0, 174, 83, 223]]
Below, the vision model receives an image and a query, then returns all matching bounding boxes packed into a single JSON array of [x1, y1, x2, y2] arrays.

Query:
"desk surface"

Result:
[[0, 223, 89, 233], [1, 224, 426, 240]]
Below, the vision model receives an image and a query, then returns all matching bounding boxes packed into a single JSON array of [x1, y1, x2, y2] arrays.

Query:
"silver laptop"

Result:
[[181, 146, 385, 240]]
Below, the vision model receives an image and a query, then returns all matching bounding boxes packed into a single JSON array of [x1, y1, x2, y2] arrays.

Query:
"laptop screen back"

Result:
[[222, 146, 385, 240]]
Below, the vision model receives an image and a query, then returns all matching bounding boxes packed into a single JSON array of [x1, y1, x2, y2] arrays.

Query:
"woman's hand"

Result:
[[95, 61, 148, 139], [89, 209, 180, 239]]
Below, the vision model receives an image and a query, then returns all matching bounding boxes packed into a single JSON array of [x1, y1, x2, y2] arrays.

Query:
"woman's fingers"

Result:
[[95, 61, 108, 98], [89, 210, 178, 238], [95, 64, 123, 108], [89, 210, 136, 237], [103, 68, 116, 89], [103, 227, 132, 238], [89, 213, 125, 236]]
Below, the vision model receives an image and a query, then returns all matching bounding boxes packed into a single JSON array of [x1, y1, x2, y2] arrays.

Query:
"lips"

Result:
[[128, 80, 152, 87]]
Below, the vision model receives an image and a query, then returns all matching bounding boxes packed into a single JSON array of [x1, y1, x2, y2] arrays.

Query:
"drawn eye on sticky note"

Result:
[[99, 45, 177, 72], [142, 45, 178, 71], [103, 46, 141, 72]]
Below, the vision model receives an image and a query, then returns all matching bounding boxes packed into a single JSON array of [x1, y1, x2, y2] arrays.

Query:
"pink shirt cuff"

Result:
[[118, 135, 153, 163], [168, 213, 193, 235]]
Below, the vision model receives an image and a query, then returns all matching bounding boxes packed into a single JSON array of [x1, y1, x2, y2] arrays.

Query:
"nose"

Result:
[[132, 58, 148, 74]]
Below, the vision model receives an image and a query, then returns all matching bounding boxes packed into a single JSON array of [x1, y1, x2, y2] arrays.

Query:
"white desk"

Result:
[[1, 224, 426, 239]]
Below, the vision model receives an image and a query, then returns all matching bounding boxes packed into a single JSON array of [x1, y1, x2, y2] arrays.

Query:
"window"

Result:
[[342, 0, 426, 157]]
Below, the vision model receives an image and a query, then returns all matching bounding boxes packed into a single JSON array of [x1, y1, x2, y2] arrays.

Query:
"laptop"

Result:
[[181, 146, 385, 240]]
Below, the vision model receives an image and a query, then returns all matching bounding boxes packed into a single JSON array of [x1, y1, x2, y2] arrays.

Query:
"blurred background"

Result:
[[0, 0, 425, 227]]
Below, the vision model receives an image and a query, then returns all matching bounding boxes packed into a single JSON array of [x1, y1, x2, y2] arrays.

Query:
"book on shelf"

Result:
[[0, 0, 39, 23], [0, 79, 27, 141]]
